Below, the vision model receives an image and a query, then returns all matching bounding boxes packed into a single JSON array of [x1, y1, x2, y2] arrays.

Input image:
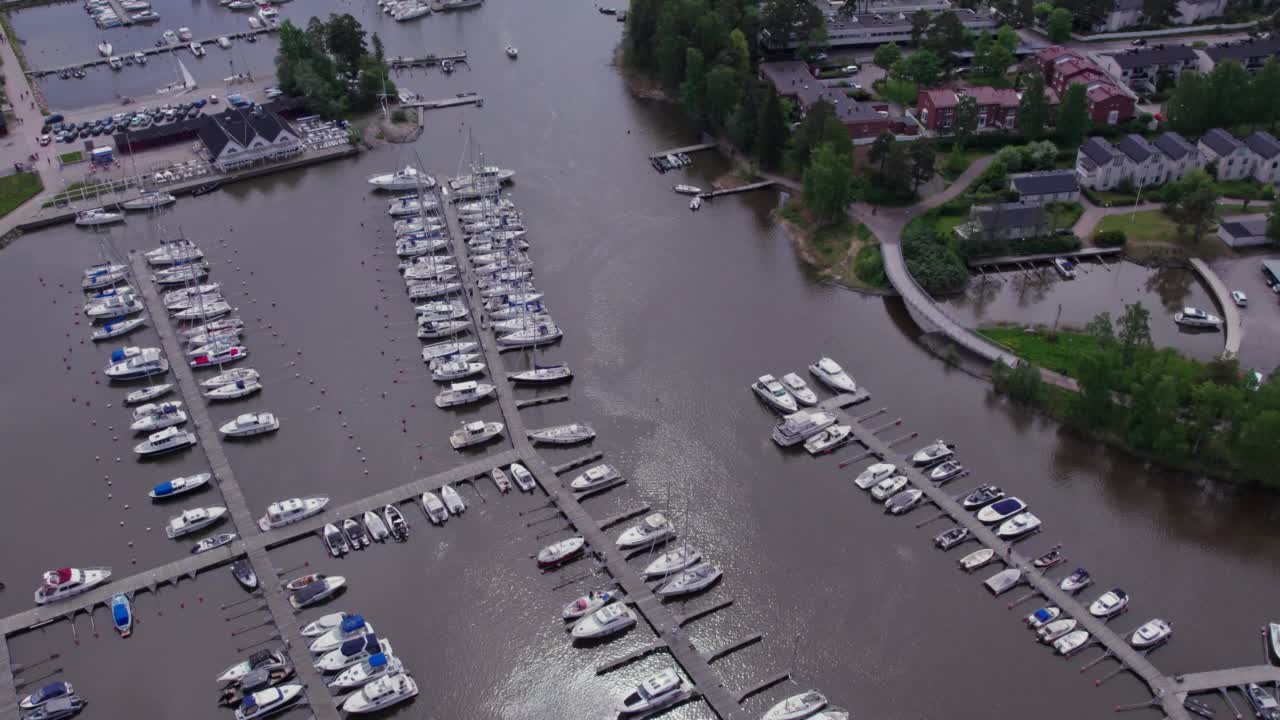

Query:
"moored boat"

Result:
[[1088, 588, 1129, 618], [911, 439, 954, 466], [149, 472, 211, 499], [1053, 629, 1091, 656], [329, 652, 404, 691], [804, 424, 851, 455], [570, 602, 636, 640], [527, 422, 595, 445], [257, 496, 329, 530], [562, 590, 617, 620], [289, 576, 346, 609], [654, 562, 721, 598], [569, 463, 621, 492], [1038, 618, 1077, 643], [111, 593, 132, 637], [1130, 618, 1172, 649], [780, 372, 818, 405], [537, 537, 585, 568], [808, 357, 856, 393], [165, 506, 227, 538], [34, 567, 112, 605], [509, 462, 537, 492], [1025, 606, 1061, 628], [1059, 567, 1092, 594], [192, 532, 237, 554], [959, 547, 995, 571], [854, 462, 896, 490], [762, 691, 828, 720], [616, 668, 694, 716]]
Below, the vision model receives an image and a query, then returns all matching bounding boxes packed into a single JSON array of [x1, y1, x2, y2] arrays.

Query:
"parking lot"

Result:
[[1209, 252, 1280, 375]]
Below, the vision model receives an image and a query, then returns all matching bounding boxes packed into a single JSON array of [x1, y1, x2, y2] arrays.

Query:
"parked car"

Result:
[[1231, 290, 1248, 307], [37, 134, 51, 146], [1131, 38, 1147, 45], [842, 64, 859, 73]]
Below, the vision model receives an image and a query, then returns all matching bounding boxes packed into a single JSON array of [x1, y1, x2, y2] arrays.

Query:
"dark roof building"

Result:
[[1109, 44, 1198, 70], [1079, 136, 1120, 169], [1245, 130, 1280, 160], [1116, 134, 1157, 164], [1217, 214, 1271, 248], [1153, 131, 1195, 160], [1009, 170, 1079, 198], [1200, 127, 1243, 157], [1205, 37, 1280, 70], [196, 108, 297, 160]]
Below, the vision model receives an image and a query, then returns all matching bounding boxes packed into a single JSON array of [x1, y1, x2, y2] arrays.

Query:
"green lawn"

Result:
[[58, 150, 83, 165], [1212, 178, 1275, 201], [1083, 187, 1141, 207], [0, 171, 44, 218], [873, 78, 918, 107], [1047, 202, 1084, 231], [979, 327, 1104, 378], [1093, 210, 1176, 244]]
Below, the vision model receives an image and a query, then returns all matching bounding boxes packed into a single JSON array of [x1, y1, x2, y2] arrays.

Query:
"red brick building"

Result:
[[916, 87, 1020, 132], [1036, 46, 1137, 125]]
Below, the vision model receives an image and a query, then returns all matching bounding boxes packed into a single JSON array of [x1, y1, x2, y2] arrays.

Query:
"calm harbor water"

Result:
[[4, 1, 1280, 719]]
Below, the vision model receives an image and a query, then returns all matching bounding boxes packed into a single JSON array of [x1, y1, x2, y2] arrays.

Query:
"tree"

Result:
[[704, 64, 739, 129], [680, 48, 707, 125], [788, 99, 839, 168], [1165, 70, 1211, 135], [1235, 409, 1280, 484], [908, 139, 936, 190], [954, 94, 978, 149], [1033, 1, 1053, 21], [1267, 203, 1280, 239], [1117, 301, 1153, 364], [910, 9, 931, 44], [880, 144, 914, 198], [873, 43, 902, 70], [1163, 168, 1218, 246], [803, 142, 856, 223], [1013, 0, 1036, 25], [756, 88, 788, 170], [1250, 59, 1280, 128], [924, 11, 969, 57], [1017, 72, 1049, 140], [1047, 7, 1073, 42], [761, 0, 822, 49], [893, 49, 942, 86], [996, 24, 1019, 51], [727, 101, 758, 154], [727, 28, 751, 78], [1085, 311, 1115, 346], [798, 24, 830, 61], [1056, 84, 1089, 146], [324, 12, 367, 76], [973, 32, 1015, 79], [868, 131, 895, 173], [1209, 60, 1251, 129]]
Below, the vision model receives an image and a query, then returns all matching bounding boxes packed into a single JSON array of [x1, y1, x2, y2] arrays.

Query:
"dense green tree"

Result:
[[704, 64, 739, 128], [275, 17, 389, 117], [761, 0, 822, 48], [1250, 59, 1280, 128], [1163, 168, 1218, 245], [727, 28, 751, 78], [727, 100, 758, 154], [873, 43, 902, 70], [696, 12, 730, 65], [756, 88, 788, 170], [624, 0, 661, 67], [893, 49, 943, 86], [868, 131, 895, 173], [1165, 70, 1210, 134], [1117, 302, 1153, 364], [1267, 202, 1280, 239], [1056, 84, 1089, 146], [680, 48, 707, 125], [908, 139, 936, 190], [910, 10, 931, 44], [881, 144, 913, 198], [924, 11, 969, 58], [996, 24, 1019, 51], [954, 94, 978, 149], [1047, 7, 1072, 42], [1032, 1, 1053, 20], [973, 31, 1015, 79], [1142, 0, 1176, 25], [803, 142, 856, 223], [1085, 311, 1115, 346], [1234, 409, 1280, 484], [1017, 72, 1049, 140], [1209, 60, 1251, 128], [823, 115, 853, 158], [324, 12, 367, 75]]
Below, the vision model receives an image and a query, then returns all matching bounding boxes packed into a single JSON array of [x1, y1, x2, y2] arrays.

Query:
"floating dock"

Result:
[[388, 52, 468, 69], [699, 181, 776, 199], [648, 142, 717, 160], [966, 246, 1124, 268], [401, 94, 483, 110], [27, 27, 278, 77]]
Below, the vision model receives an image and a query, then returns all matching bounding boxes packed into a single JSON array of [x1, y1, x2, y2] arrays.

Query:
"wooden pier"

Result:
[[27, 27, 279, 77], [967, 246, 1124, 269], [515, 393, 568, 409], [551, 451, 603, 475], [595, 641, 669, 675], [401, 94, 483, 111], [648, 142, 717, 160], [105, 0, 133, 25], [388, 52, 468, 69], [698, 181, 776, 199]]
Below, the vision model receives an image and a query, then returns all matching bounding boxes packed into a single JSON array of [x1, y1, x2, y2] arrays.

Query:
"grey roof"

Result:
[[1010, 170, 1079, 196], [1080, 136, 1119, 166], [1205, 37, 1280, 63], [1117, 134, 1157, 163], [1245, 130, 1280, 159], [1219, 215, 1267, 238], [975, 202, 1046, 229], [196, 108, 295, 158], [1153, 131, 1194, 160], [1109, 45, 1198, 70], [1264, 258, 1280, 279], [1114, 0, 1143, 10], [1199, 128, 1243, 157]]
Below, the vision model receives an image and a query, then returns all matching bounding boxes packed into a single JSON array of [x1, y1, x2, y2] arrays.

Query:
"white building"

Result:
[[1245, 130, 1280, 184], [1152, 131, 1203, 181], [1198, 128, 1253, 181], [196, 107, 303, 172], [1076, 132, 1202, 191], [1076, 136, 1126, 190]]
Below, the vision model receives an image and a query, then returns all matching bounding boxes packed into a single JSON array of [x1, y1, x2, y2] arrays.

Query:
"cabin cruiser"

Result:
[[771, 409, 837, 447], [808, 357, 856, 393], [147, 240, 203, 265], [34, 567, 111, 605], [134, 427, 197, 456], [440, 484, 465, 514], [869, 475, 908, 501], [422, 340, 478, 361], [19, 681, 74, 710], [929, 461, 964, 483], [854, 462, 896, 490], [960, 484, 1004, 509], [192, 532, 236, 554], [420, 492, 448, 524], [644, 545, 701, 577], [1053, 629, 1090, 656], [752, 374, 798, 414], [257, 496, 329, 530], [450, 420, 504, 448], [205, 379, 262, 400], [527, 423, 595, 445], [434, 381, 496, 408], [387, 196, 439, 217], [22, 695, 85, 720], [934, 527, 968, 549], [290, 576, 346, 610], [368, 165, 435, 191], [570, 463, 621, 491], [563, 590, 618, 620], [1053, 257, 1076, 279], [126, 383, 173, 404], [1038, 618, 1078, 643], [1174, 306, 1223, 329], [1088, 588, 1129, 618], [329, 652, 404, 690], [959, 547, 995, 571], [220, 411, 280, 437], [149, 472, 210, 499], [996, 512, 1041, 538], [130, 402, 187, 432], [492, 314, 552, 333], [537, 537, 585, 568], [804, 424, 851, 455], [163, 283, 220, 305], [165, 506, 228, 538], [75, 207, 125, 226], [571, 602, 636, 640], [85, 294, 143, 319], [217, 666, 295, 708], [1059, 568, 1092, 593], [302, 614, 348, 639], [341, 672, 418, 714], [323, 524, 350, 557], [911, 440, 954, 466], [218, 650, 290, 685], [432, 359, 485, 382], [497, 321, 563, 347], [616, 513, 673, 550], [201, 367, 259, 388], [1130, 619, 1171, 649], [167, 291, 224, 313], [976, 497, 1027, 524], [983, 568, 1022, 595], [363, 511, 389, 541], [91, 316, 146, 341], [617, 668, 694, 716], [509, 463, 536, 492], [122, 191, 176, 211], [655, 563, 722, 598], [1248, 684, 1280, 720], [762, 691, 828, 720], [885, 488, 923, 515], [309, 614, 373, 654], [234, 684, 303, 720], [1025, 606, 1061, 628], [780, 372, 818, 405]]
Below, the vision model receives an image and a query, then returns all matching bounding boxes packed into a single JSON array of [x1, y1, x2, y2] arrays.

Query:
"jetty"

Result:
[[388, 52, 468, 69], [104, 0, 133, 26], [966, 246, 1124, 269], [698, 180, 776, 199], [400, 94, 483, 111], [648, 142, 717, 160], [27, 27, 278, 77]]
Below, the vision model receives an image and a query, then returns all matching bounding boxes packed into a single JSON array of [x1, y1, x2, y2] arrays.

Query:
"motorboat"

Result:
[[854, 462, 896, 490], [440, 484, 465, 514], [562, 590, 618, 620], [342, 672, 418, 714], [178, 26, 192, 40], [689, 196, 702, 211], [91, 316, 146, 341], [257, 496, 329, 530], [188, 344, 248, 369], [20, 682, 74, 710], [616, 668, 694, 716], [752, 374, 798, 414], [290, 576, 346, 609], [537, 537, 585, 568], [219, 411, 280, 437], [344, 518, 369, 549], [205, 379, 263, 400], [1248, 684, 1280, 720], [1038, 618, 1077, 643], [175, 301, 234, 324], [423, 340, 478, 361], [1269, 622, 1280, 665], [996, 512, 1041, 539], [323, 524, 349, 557], [1059, 567, 1092, 593], [804, 424, 852, 455], [1174, 306, 1223, 329], [218, 650, 290, 685], [1089, 588, 1129, 618], [1053, 629, 1091, 656], [110, 593, 132, 637], [771, 409, 837, 447], [808, 357, 856, 393], [1033, 547, 1064, 569], [644, 545, 702, 577], [960, 484, 1004, 509], [509, 364, 573, 384], [217, 667, 295, 708], [301, 613, 347, 638], [309, 614, 373, 654], [497, 321, 563, 347], [368, 165, 435, 191], [192, 532, 237, 554], [984, 568, 1022, 595], [104, 346, 158, 376], [132, 399, 183, 421], [780, 372, 818, 405], [869, 475, 908, 501], [125, 383, 173, 404], [570, 463, 621, 491], [762, 691, 828, 720], [911, 440, 954, 466], [234, 684, 303, 720], [571, 602, 636, 640], [959, 547, 995, 571], [490, 467, 511, 493], [655, 563, 722, 598], [505, 44, 519, 58], [363, 511, 389, 541], [528, 423, 595, 445], [509, 462, 537, 492], [122, 191, 176, 211], [885, 488, 923, 515], [22, 696, 85, 720], [673, 184, 701, 195], [129, 403, 187, 432], [810, 711, 852, 720], [86, 295, 143, 319], [929, 461, 964, 483], [616, 513, 673, 550], [165, 506, 228, 538], [1130, 619, 1172, 649], [201, 367, 259, 388], [1053, 257, 1076, 279], [315, 633, 384, 672], [76, 208, 125, 226], [183, 317, 244, 338], [384, 504, 409, 540], [134, 427, 197, 456], [934, 527, 968, 549], [977, 497, 1027, 524], [434, 381, 496, 408], [1026, 606, 1061, 628], [420, 492, 448, 524], [34, 567, 112, 605], [231, 560, 258, 591], [149, 472, 211, 499], [329, 653, 405, 691]]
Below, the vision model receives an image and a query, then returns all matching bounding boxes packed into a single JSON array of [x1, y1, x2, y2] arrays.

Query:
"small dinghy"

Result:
[[1038, 618, 1077, 643], [644, 545, 701, 577], [960, 484, 1004, 509], [781, 372, 818, 405], [20, 681, 73, 710], [440, 484, 465, 514], [911, 439, 954, 466], [329, 652, 404, 691], [763, 691, 828, 720], [201, 368, 259, 388], [165, 506, 227, 538], [1032, 547, 1064, 569], [527, 422, 596, 445], [301, 612, 347, 638], [235, 684, 303, 720], [571, 603, 636, 640], [1059, 567, 1092, 593], [509, 363, 573, 384], [363, 511, 389, 541], [977, 497, 1027, 524], [219, 411, 279, 437], [996, 512, 1041, 539], [885, 488, 924, 515], [289, 576, 346, 610], [231, 560, 257, 591], [1025, 606, 1061, 629], [205, 379, 263, 400], [616, 513, 674, 550], [808, 357, 856, 393], [384, 504, 409, 540], [804, 424, 852, 455], [959, 547, 995, 571], [420, 492, 448, 524], [309, 614, 373, 654], [538, 537, 585, 568], [1053, 629, 1091, 656], [343, 518, 369, 549], [449, 420, 504, 449], [655, 562, 722, 598], [91, 316, 146, 341], [149, 472, 211, 499], [570, 463, 621, 492], [192, 532, 237, 554], [490, 467, 511, 493], [934, 527, 968, 549], [341, 671, 418, 714], [869, 475, 907, 501], [929, 460, 964, 483], [616, 668, 694, 717], [111, 593, 132, 637], [125, 383, 173, 404], [323, 524, 350, 557], [983, 568, 1022, 596], [434, 380, 496, 408], [562, 590, 617, 620], [673, 184, 702, 195], [1130, 619, 1172, 649], [315, 634, 385, 672], [509, 463, 537, 492], [217, 649, 289, 685], [1088, 588, 1129, 618], [854, 462, 896, 490]]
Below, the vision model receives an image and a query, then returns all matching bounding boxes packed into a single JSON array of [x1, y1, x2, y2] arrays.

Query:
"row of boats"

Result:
[[754, 357, 859, 453]]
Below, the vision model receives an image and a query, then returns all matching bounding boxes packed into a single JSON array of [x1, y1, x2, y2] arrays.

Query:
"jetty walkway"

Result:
[[27, 27, 279, 77]]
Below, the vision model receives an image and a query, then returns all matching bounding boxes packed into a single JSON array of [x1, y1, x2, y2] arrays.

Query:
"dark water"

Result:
[[4, 2, 1280, 719]]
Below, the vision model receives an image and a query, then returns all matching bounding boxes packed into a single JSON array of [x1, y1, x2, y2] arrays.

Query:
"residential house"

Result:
[[1152, 131, 1202, 182], [1037, 46, 1137, 125], [1245, 130, 1280, 184], [1204, 37, 1280, 72], [1092, 0, 1225, 32], [916, 86, 1019, 132], [1175, 0, 1229, 24], [1217, 215, 1271, 247], [760, 7, 997, 50], [758, 61, 910, 139], [196, 107, 302, 172], [1076, 136, 1127, 190], [1093, 0, 1144, 32], [1009, 170, 1080, 203], [1198, 127, 1253, 180], [954, 202, 1049, 242], [1116, 134, 1163, 187], [1098, 45, 1200, 92]]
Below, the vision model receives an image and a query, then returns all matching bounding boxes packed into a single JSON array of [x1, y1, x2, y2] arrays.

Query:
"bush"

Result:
[[992, 360, 1045, 404], [854, 243, 888, 287], [936, 133, 1025, 153], [902, 220, 968, 294], [846, 89, 872, 101], [1095, 229, 1127, 247], [390, 108, 409, 123]]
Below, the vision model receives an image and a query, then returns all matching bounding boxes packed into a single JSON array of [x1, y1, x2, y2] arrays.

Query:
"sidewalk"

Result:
[[0, 30, 55, 236]]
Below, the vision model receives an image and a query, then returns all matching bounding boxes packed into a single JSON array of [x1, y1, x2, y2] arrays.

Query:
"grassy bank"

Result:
[[778, 199, 888, 292], [0, 171, 43, 218], [980, 326, 1100, 378]]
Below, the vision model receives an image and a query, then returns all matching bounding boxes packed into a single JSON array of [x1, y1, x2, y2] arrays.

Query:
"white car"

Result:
[[1231, 290, 1247, 307], [37, 134, 51, 146], [842, 64, 859, 73]]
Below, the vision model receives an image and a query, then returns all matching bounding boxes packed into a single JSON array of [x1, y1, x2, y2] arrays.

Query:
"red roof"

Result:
[[1086, 83, 1129, 103], [1054, 56, 1103, 81], [960, 86, 1019, 107], [1037, 45, 1076, 64], [920, 88, 958, 109]]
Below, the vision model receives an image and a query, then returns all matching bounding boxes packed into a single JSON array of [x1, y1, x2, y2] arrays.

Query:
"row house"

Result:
[[1037, 47, 1137, 125], [1075, 131, 1203, 190], [1245, 131, 1280, 184], [1198, 128, 1253, 180], [1203, 37, 1280, 72], [1097, 45, 1201, 93], [916, 87, 1019, 132], [1009, 170, 1080, 203]]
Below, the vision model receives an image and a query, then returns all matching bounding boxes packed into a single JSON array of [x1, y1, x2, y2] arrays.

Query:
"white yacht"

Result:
[[617, 668, 694, 716], [644, 545, 701, 577], [341, 672, 418, 714], [854, 462, 896, 490], [76, 208, 125, 226], [450, 420, 504, 449], [432, 359, 485, 382], [497, 321, 563, 347], [804, 424, 851, 455], [752, 374, 798, 414], [91, 316, 146, 341], [176, 301, 233, 323], [509, 463, 536, 492], [162, 29, 179, 44], [220, 411, 280, 437], [537, 537, 586, 567], [977, 497, 1028, 524], [125, 383, 173, 404], [183, 317, 244, 339], [234, 684, 303, 720], [205, 379, 262, 400], [1130, 619, 1172, 649], [302, 613, 348, 638], [309, 614, 373, 654], [201, 367, 259, 388], [33, 567, 112, 605], [808, 357, 856, 393], [870, 475, 908, 501], [290, 576, 347, 609], [86, 295, 143, 319], [153, 262, 210, 286], [440, 484, 465, 514], [257, 496, 330, 531], [911, 440, 954, 466], [134, 427, 197, 456], [148, 241, 203, 266], [570, 463, 621, 491], [780, 372, 818, 405], [329, 652, 404, 690], [762, 691, 828, 720], [420, 492, 448, 524], [1174, 306, 1223, 329], [148, 472, 210, 499], [130, 402, 188, 432], [177, 26, 192, 40], [422, 340, 478, 361], [106, 348, 169, 380], [770, 409, 837, 447], [434, 381, 496, 408], [654, 563, 721, 598], [315, 634, 387, 672], [217, 649, 289, 684], [1088, 588, 1129, 618], [82, 266, 129, 290], [368, 165, 435, 191], [162, 282, 218, 304], [165, 506, 228, 538], [571, 603, 636, 640], [527, 423, 595, 445], [996, 512, 1041, 538], [616, 513, 673, 550], [122, 191, 176, 211], [1053, 629, 1091, 656]]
